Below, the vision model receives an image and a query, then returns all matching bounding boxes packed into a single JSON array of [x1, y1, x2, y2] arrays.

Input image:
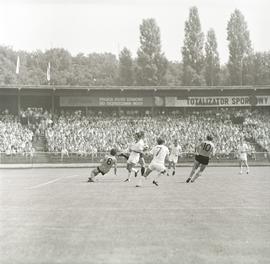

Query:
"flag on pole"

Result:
[[47, 62, 51, 82], [16, 56, 20, 74]]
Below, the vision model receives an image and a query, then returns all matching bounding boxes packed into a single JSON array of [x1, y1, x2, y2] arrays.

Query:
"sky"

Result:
[[0, 0, 269, 64]]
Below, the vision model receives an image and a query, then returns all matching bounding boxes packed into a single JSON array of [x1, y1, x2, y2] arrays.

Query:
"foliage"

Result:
[[165, 61, 183, 86], [227, 9, 252, 85], [0, 10, 269, 87], [182, 7, 205, 85], [0, 46, 118, 86], [135, 18, 168, 85], [118, 47, 134, 85], [204, 29, 220, 86]]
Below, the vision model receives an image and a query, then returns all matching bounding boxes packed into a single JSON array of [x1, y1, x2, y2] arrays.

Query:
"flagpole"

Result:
[[47, 61, 54, 115], [16, 55, 20, 84], [47, 61, 51, 86], [15, 55, 20, 116]]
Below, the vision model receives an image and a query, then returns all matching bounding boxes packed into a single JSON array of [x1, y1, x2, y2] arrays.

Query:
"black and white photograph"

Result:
[[0, 0, 270, 263]]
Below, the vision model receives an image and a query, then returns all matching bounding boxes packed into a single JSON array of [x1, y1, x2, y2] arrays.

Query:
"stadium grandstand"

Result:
[[0, 84, 270, 165], [2, 3, 270, 264]]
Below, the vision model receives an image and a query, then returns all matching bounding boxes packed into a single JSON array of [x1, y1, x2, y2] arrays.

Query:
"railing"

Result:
[[2, 84, 270, 90], [0, 151, 269, 165]]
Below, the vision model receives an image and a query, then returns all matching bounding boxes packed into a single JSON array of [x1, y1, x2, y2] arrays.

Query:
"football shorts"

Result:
[[126, 162, 136, 171], [168, 155, 178, 163], [97, 167, 106, 175], [149, 162, 166, 172], [195, 155, 209, 165], [239, 153, 247, 161]]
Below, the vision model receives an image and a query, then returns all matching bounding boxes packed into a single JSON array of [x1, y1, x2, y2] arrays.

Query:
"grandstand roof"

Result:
[[0, 85, 270, 91]]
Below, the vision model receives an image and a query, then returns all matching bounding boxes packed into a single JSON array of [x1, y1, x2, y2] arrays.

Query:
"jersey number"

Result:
[[202, 143, 211, 152], [156, 147, 162, 157], [107, 158, 112, 165]]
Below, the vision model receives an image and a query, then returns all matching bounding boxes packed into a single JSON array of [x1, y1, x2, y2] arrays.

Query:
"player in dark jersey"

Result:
[[87, 149, 117, 182], [186, 135, 215, 183]]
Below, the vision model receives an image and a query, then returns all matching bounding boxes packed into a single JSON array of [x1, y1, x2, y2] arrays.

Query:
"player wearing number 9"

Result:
[[87, 149, 117, 182], [186, 135, 215, 183]]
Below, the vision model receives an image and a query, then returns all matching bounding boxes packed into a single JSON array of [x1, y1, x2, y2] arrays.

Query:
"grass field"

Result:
[[1, 166, 270, 264]]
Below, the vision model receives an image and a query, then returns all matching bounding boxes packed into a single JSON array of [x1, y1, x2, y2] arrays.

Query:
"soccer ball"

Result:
[[143, 145, 149, 151]]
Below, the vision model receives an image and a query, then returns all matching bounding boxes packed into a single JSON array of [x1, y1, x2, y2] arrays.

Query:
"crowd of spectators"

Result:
[[1, 107, 269, 160], [44, 108, 261, 158], [243, 109, 270, 152], [0, 110, 34, 155], [19, 107, 53, 140]]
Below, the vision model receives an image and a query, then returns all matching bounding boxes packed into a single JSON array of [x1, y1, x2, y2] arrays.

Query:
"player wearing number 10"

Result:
[[87, 149, 117, 182], [186, 135, 215, 183]]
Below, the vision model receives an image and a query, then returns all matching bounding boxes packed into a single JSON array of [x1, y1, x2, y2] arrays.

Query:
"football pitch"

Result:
[[1, 166, 270, 264]]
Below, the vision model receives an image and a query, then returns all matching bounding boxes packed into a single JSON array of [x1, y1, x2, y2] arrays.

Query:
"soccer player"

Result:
[[238, 138, 250, 174], [124, 131, 146, 182], [136, 138, 169, 187], [119, 131, 147, 177], [87, 148, 117, 182], [167, 139, 182, 176], [186, 135, 215, 183]]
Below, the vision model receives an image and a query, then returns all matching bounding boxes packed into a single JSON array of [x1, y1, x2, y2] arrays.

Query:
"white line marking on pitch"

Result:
[[26, 175, 77, 189]]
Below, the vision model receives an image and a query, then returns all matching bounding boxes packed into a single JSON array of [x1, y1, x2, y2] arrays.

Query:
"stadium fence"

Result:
[[0, 151, 269, 165]]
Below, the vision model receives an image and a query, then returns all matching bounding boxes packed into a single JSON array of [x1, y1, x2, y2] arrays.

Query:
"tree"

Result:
[[118, 47, 134, 85], [165, 61, 183, 86], [0, 46, 17, 84], [241, 54, 255, 85], [204, 29, 220, 86], [227, 9, 252, 85], [219, 65, 230, 86], [182, 6, 205, 85], [87, 53, 118, 86], [0, 46, 120, 86], [135, 18, 168, 86], [250, 52, 270, 85], [69, 53, 94, 86], [44, 48, 72, 85], [28, 50, 48, 84], [16, 51, 31, 84]]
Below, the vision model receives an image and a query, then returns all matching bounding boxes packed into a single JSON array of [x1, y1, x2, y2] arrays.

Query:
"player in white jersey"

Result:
[[119, 131, 147, 179], [186, 135, 215, 183], [238, 139, 250, 174], [136, 138, 170, 187], [124, 132, 145, 182], [167, 139, 182, 176]]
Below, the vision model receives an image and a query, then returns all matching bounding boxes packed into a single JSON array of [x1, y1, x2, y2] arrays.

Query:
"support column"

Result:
[[17, 89, 21, 115], [151, 91, 155, 116], [118, 106, 121, 117], [51, 91, 55, 115]]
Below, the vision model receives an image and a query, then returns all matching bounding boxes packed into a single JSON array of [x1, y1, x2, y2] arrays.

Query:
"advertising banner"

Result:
[[60, 96, 153, 107], [99, 97, 150, 106], [165, 96, 270, 107], [60, 96, 99, 107]]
